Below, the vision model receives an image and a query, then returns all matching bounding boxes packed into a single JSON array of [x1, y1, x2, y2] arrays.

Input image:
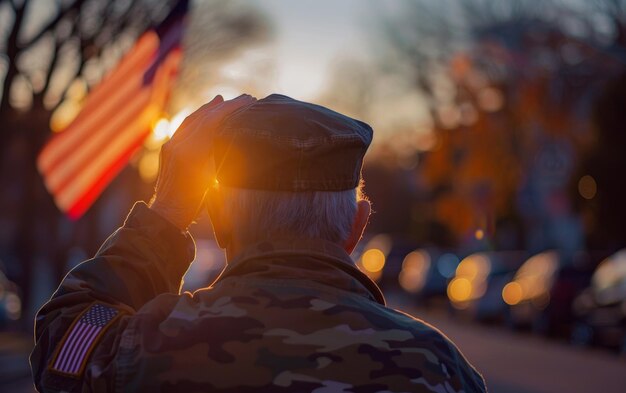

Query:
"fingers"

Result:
[[197, 94, 253, 118], [178, 95, 225, 129], [187, 94, 254, 128], [195, 95, 256, 142], [167, 94, 257, 144], [189, 94, 256, 136], [169, 95, 228, 141], [220, 94, 256, 113], [200, 95, 224, 110]]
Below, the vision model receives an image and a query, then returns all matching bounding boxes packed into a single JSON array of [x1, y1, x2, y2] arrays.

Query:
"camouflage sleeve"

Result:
[[30, 202, 195, 392], [446, 341, 488, 392]]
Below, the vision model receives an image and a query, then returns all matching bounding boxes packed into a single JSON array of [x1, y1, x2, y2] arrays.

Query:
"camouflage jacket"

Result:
[[31, 202, 487, 392]]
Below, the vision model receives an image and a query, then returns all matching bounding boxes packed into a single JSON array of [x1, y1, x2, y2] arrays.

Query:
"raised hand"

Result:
[[150, 94, 256, 230]]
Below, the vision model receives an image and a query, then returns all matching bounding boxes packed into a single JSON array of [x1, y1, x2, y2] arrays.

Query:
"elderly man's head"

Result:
[[206, 94, 373, 259]]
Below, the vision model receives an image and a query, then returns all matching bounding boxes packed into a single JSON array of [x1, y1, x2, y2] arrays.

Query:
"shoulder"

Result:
[[365, 303, 488, 392], [377, 305, 457, 345]]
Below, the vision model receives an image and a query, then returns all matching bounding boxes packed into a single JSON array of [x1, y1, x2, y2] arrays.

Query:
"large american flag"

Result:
[[37, 0, 188, 219], [51, 304, 119, 375]]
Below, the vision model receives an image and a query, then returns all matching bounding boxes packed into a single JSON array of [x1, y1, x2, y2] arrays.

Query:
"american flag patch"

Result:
[[50, 303, 119, 375]]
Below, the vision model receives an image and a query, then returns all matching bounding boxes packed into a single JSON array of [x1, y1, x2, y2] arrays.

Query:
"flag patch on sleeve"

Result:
[[50, 303, 120, 376]]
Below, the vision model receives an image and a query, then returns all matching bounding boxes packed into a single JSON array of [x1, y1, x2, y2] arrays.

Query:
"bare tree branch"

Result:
[[35, 0, 153, 112], [0, 0, 26, 116], [18, 0, 86, 50]]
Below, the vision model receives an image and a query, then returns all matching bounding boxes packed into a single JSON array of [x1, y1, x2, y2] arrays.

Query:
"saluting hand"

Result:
[[149, 94, 256, 230]]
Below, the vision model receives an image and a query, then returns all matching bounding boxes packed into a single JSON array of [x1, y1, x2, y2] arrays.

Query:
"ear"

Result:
[[205, 185, 231, 250], [343, 199, 371, 255]]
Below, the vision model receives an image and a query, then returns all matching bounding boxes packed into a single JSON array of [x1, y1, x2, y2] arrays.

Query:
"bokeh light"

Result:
[[448, 277, 472, 303], [2, 1, 626, 390], [502, 281, 523, 305], [361, 248, 386, 273], [447, 253, 492, 307], [578, 175, 597, 200], [153, 118, 170, 141], [138, 150, 160, 183], [456, 254, 491, 280], [437, 253, 460, 278], [591, 249, 626, 305], [5, 292, 22, 320], [501, 251, 559, 308], [477, 87, 504, 112], [398, 250, 431, 293]]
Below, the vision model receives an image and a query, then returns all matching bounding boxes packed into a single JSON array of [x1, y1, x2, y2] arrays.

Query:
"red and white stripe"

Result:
[[38, 32, 181, 219], [52, 320, 103, 374], [51, 303, 119, 375]]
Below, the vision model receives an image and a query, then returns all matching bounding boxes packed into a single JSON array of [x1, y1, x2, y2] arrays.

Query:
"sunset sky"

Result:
[[252, 0, 371, 100]]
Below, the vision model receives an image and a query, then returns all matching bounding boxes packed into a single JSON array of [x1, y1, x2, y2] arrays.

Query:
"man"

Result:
[[31, 94, 487, 392]]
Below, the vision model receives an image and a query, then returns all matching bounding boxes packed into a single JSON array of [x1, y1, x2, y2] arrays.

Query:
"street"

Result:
[[389, 294, 626, 393], [2, 297, 625, 393], [0, 332, 35, 393]]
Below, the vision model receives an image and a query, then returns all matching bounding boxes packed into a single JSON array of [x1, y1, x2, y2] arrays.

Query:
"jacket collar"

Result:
[[213, 238, 386, 305]]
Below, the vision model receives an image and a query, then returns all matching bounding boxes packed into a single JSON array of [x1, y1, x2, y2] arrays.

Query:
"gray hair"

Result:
[[220, 184, 365, 244]]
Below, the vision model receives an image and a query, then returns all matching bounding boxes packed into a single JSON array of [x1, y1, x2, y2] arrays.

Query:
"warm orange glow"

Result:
[[456, 254, 490, 280], [447, 253, 493, 306], [151, 108, 192, 142], [363, 235, 393, 255], [51, 101, 82, 133], [367, 269, 383, 283], [472, 281, 488, 299], [168, 108, 191, 136], [66, 79, 88, 101], [448, 277, 472, 302], [578, 175, 597, 200], [508, 251, 559, 304], [502, 282, 523, 305], [399, 269, 420, 293], [362, 249, 386, 273], [402, 250, 430, 271], [138, 150, 160, 183], [477, 87, 504, 112], [399, 250, 431, 293], [474, 229, 484, 240], [437, 105, 461, 129], [153, 118, 170, 141]]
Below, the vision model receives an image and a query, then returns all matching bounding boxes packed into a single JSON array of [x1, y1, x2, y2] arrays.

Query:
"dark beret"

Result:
[[213, 94, 373, 191]]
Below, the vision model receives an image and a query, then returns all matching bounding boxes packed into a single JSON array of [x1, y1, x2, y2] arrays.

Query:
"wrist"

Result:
[[148, 199, 194, 231]]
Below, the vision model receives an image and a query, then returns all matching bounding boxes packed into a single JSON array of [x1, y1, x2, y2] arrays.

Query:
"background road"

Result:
[[389, 294, 626, 393]]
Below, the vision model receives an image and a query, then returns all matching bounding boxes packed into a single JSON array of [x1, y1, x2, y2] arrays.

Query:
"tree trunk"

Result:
[[9, 104, 65, 330]]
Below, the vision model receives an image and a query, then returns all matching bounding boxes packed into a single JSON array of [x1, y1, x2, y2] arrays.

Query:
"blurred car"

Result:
[[378, 238, 421, 292], [0, 269, 22, 328], [503, 250, 593, 337], [354, 234, 423, 292], [570, 249, 626, 352], [354, 236, 461, 307], [397, 248, 461, 305], [446, 251, 527, 322], [353, 234, 394, 284]]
